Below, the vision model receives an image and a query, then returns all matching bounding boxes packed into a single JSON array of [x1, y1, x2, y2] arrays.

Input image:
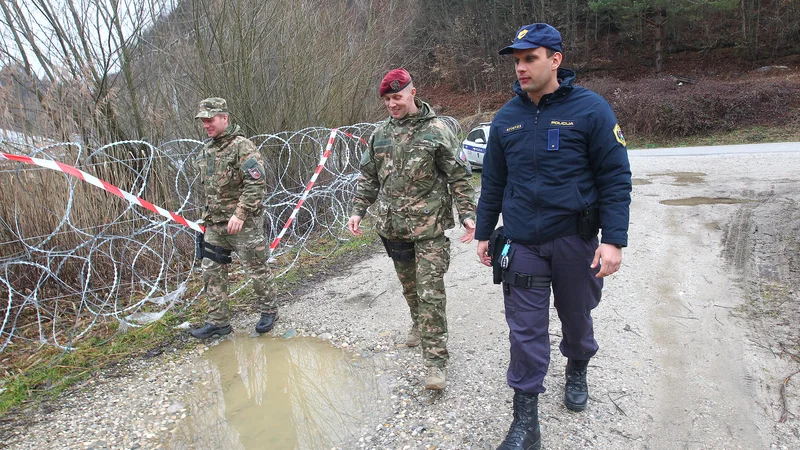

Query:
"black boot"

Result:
[[564, 358, 589, 411], [497, 392, 541, 450], [255, 311, 279, 333], [190, 323, 232, 339]]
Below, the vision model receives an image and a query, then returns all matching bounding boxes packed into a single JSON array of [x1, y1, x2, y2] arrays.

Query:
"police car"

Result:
[[461, 122, 491, 168]]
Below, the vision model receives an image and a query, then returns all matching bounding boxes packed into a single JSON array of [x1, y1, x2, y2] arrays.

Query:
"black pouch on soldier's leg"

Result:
[[380, 236, 415, 261], [195, 232, 204, 260]]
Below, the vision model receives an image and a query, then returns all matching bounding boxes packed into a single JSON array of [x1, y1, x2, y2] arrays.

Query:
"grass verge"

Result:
[[629, 124, 800, 149], [0, 312, 193, 416]]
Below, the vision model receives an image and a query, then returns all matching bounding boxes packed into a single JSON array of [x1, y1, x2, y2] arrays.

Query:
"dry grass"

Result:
[[585, 74, 800, 140]]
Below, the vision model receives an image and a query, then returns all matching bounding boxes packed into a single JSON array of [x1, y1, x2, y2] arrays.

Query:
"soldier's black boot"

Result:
[[564, 358, 590, 411], [190, 323, 232, 339], [255, 311, 278, 333], [497, 392, 541, 450]]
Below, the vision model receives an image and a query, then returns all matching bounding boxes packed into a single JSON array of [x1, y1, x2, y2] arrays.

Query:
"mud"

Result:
[[659, 196, 752, 206]]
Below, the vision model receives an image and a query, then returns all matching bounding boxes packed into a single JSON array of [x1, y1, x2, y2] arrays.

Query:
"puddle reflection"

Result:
[[170, 336, 387, 450]]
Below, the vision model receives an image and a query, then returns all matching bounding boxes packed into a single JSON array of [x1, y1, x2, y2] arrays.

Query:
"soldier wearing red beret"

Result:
[[348, 69, 477, 390]]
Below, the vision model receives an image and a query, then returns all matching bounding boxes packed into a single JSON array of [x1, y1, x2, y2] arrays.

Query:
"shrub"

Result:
[[583, 75, 800, 139]]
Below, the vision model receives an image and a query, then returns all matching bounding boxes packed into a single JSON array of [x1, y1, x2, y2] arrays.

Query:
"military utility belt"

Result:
[[195, 232, 233, 264], [380, 236, 415, 261]]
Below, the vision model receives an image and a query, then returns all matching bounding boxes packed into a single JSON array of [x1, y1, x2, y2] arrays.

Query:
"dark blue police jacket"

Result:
[[475, 68, 631, 246]]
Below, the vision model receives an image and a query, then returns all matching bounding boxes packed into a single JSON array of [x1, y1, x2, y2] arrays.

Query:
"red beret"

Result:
[[379, 68, 412, 97]]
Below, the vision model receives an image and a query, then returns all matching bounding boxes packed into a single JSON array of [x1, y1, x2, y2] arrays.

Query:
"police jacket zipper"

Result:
[[533, 108, 540, 240]]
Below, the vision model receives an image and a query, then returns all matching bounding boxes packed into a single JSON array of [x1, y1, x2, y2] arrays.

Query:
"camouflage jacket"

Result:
[[197, 124, 267, 224], [352, 99, 476, 241]]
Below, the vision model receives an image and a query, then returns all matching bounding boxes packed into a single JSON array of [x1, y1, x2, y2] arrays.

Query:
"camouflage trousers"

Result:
[[392, 235, 451, 368], [202, 216, 277, 326]]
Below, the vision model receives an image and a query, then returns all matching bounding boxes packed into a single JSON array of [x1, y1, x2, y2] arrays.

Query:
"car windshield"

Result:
[[467, 129, 486, 142]]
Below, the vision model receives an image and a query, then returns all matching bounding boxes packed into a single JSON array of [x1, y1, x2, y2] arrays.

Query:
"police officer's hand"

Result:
[[227, 214, 244, 235], [461, 219, 476, 243], [347, 215, 363, 236], [591, 244, 622, 278], [477, 240, 492, 267]]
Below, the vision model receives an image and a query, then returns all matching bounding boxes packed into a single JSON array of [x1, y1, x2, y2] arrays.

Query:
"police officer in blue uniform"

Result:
[[475, 23, 632, 450]]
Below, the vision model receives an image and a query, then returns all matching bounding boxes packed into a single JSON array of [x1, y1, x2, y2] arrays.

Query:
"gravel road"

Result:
[[4, 145, 800, 450]]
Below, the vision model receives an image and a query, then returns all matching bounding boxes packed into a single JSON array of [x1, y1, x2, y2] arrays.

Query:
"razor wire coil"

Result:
[[0, 119, 463, 351]]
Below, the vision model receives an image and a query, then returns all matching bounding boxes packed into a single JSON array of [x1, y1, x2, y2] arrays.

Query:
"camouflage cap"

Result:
[[195, 97, 229, 119]]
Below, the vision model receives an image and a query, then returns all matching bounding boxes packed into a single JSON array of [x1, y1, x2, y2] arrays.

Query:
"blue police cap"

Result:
[[499, 23, 563, 55]]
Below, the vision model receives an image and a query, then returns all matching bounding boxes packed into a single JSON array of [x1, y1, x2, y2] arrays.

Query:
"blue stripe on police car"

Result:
[[463, 143, 486, 153]]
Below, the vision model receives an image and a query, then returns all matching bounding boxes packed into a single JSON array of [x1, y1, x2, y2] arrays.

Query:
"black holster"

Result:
[[577, 207, 600, 239], [487, 226, 505, 284], [196, 232, 233, 264], [380, 236, 415, 261], [195, 231, 204, 260]]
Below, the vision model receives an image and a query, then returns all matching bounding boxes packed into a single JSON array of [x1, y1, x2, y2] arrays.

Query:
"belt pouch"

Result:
[[380, 236, 415, 261], [196, 232, 205, 260]]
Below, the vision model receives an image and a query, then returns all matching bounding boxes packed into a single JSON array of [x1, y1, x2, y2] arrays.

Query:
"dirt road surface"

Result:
[[5, 145, 800, 449]]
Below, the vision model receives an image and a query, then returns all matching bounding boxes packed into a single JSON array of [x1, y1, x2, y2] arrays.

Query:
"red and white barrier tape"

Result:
[[269, 128, 338, 253], [0, 152, 206, 234], [2, 127, 344, 253], [341, 131, 367, 145]]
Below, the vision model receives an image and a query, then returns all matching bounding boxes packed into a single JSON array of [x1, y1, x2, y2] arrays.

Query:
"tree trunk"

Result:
[[654, 20, 663, 73], [644, 9, 667, 73], [109, 0, 146, 141]]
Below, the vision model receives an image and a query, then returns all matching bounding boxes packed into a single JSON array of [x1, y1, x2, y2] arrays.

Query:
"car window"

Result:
[[466, 129, 486, 142]]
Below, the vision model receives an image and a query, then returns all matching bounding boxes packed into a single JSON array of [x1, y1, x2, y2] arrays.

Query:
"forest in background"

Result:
[[0, 0, 799, 146]]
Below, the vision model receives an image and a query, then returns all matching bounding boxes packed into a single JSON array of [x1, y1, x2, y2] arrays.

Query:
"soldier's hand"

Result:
[[347, 215, 363, 236], [477, 240, 492, 267], [461, 219, 476, 243], [591, 243, 622, 278], [227, 215, 244, 235]]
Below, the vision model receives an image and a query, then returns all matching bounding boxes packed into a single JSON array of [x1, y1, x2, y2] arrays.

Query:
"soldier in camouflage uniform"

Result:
[[190, 97, 278, 339], [347, 69, 477, 390]]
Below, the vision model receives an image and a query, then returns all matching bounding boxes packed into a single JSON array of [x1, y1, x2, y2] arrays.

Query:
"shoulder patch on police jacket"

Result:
[[242, 157, 264, 180], [613, 123, 627, 147]]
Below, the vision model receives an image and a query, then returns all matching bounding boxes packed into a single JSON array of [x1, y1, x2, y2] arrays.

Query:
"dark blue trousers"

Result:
[[504, 234, 603, 394]]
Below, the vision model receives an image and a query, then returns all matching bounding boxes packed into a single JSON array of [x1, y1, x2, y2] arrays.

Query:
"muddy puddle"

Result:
[[169, 335, 389, 449], [660, 196, 751, 206], [651, 171, 707, 184]]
